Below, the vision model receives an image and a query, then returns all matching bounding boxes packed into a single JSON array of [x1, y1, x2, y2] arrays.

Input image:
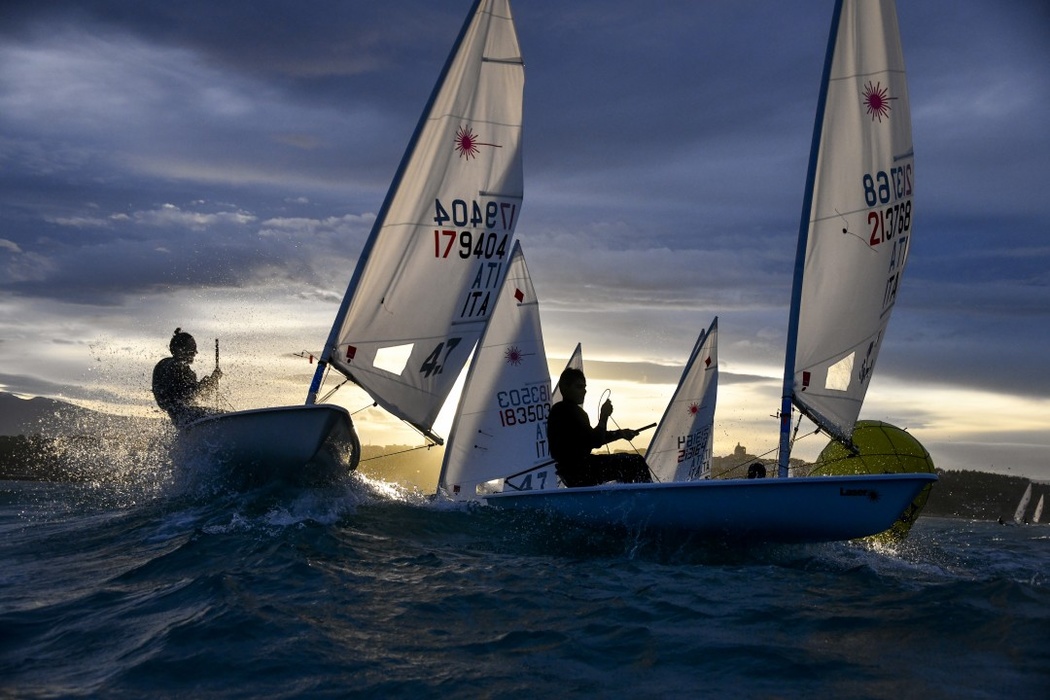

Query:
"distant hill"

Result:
[[923, 469, 1045, 523], [1, 392, 1044, 523], [0, 391, 161, 440], [0, 393, 99, 436]]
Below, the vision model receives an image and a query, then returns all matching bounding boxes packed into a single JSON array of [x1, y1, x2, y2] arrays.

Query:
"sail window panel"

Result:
[[373, 343, 414, 376], [825, 352, 855, 392]]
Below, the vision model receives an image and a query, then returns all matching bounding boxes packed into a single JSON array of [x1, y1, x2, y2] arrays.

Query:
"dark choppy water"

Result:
[[2, 458, 1048, 699]]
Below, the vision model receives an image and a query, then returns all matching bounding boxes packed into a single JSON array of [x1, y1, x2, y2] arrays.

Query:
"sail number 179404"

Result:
[[434, 198, 517, 230], [433, 198, 516, 260]]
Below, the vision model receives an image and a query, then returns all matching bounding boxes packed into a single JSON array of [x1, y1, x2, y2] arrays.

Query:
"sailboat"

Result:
[[1034, 494, 1044, 524], [645, 318, 718, 482], [479, 0, 936, 542], [437, 242, 552, 499], [177, 0, 525, 487], [1013, 482, 1033, 525]]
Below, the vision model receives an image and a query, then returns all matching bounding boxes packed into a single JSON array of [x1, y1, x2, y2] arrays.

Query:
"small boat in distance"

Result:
[[1013, 482, 1033, 524]]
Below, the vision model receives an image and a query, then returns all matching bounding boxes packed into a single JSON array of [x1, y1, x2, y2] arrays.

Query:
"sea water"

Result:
[[1, 455, 1048, 699]]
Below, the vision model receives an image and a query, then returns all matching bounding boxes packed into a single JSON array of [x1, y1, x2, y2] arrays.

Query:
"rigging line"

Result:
[[317, 374, 350, 404], [599, 387, 659, 482], [713, 425, 827, 479], [501, 459, 556, 482], [350, 401, 379, 416], [790, 412, 804, 452], [358, 442, 438, 464], [712, 444, 780, 479]]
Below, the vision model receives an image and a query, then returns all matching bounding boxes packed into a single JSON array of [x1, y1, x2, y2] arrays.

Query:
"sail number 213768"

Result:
[[863, 165, 913, 248]]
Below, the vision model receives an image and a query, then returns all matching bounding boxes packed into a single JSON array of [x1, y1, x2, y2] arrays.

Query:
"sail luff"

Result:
[[778, 0, 845, 478], [306, 0, 485, 406]]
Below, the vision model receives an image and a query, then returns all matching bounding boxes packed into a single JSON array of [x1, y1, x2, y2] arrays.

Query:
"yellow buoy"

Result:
[[811, 420, 936, 542]]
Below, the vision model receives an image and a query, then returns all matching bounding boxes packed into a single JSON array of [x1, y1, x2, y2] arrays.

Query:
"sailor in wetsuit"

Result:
[[546, 367, 651, 487], [152, 328, 223, 428]]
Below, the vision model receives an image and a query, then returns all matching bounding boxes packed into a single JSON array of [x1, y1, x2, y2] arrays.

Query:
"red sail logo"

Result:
[[862, 81, 896, 122], [454, 125, 501, 159]]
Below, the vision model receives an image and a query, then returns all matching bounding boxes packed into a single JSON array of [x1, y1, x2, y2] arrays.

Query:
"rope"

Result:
[[359, 442, 437, 464], [709, 419, 823, 479], [601, 388, 659, 482]]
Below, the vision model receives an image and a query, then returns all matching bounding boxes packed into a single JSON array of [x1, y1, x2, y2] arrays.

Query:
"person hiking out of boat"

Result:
[[152, 328, 223, 428], [547, 367, 652, 488]]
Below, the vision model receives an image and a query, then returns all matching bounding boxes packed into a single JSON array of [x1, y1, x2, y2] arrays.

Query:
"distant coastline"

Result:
[[1, 392, 1042, 523]]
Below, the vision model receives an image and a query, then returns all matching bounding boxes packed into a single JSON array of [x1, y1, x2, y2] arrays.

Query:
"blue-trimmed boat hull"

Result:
[[483, 473, 937, 543]]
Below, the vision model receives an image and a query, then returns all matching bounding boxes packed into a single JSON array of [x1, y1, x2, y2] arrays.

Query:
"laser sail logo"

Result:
[[861, 80, 896, 122], [504, 346, 524, 365], [454, 125, 501, 159]]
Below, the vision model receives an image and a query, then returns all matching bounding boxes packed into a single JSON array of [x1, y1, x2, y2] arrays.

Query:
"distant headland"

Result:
[[0, 392, 1042, 523]]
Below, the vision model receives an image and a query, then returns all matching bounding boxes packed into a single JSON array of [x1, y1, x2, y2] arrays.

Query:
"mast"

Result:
[[306, 0, 485, 407], [777, 0, 844, 478]]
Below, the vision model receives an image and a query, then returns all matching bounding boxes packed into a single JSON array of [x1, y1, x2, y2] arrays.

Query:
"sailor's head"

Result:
[[558, 367, 587, 405], [169, 328, 198, 361]]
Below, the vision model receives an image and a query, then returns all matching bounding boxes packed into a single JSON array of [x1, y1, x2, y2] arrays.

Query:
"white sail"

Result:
[[1013, 482, 1033, 524], [1033, 494, 1044, 524], [646, 318, 718, 482], [309, 0, 524, 441], [437, 242, 551, 499], [782, 0, 914, 465], [551, 342, 583, 405]]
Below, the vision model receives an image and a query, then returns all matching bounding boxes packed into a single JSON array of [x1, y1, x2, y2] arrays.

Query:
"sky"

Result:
[[1, 1, 1048, 480]]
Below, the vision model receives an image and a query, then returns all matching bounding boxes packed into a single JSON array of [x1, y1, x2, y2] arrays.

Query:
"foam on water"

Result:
[[2, 445, 1048, 698]]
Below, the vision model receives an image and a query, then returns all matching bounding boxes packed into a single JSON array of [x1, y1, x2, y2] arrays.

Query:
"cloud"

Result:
[[129, 204, 257, 230], [0, 0, 1047, 476]]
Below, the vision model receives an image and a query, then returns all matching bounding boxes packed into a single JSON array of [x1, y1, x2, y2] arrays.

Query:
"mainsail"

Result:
[[779, 0, 914, 473], [1013, 482, 1033, 524], [307, 0, 524, 443], [437, 242, 551, 499], [646, 318, 718, 482]]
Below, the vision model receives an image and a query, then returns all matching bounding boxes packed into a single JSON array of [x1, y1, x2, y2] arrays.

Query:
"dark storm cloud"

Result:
[[0, 0, 1048, 473]]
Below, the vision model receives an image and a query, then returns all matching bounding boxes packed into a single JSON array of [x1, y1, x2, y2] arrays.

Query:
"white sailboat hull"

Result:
[[483, 473, 936, 543], [177, 404, 360, 488]]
